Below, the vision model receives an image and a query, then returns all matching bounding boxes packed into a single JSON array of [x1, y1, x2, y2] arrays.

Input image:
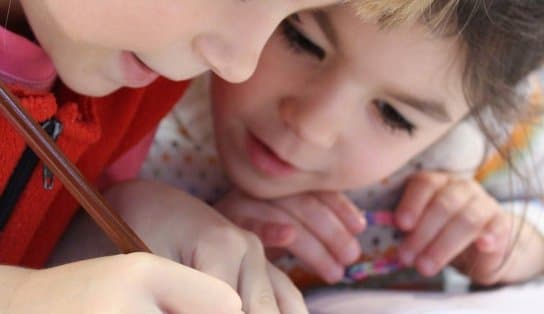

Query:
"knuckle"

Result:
[[434, 189, 465, 212], [118, 252, 159, 278], [256, 288, 276, 308], [458, 210, 486, 229], [412, 171, 445, 187], [208, 226, 249, 252], [244, 230, 266, 251], [245, 291, 279, 314], [431, 196, 458, 217]]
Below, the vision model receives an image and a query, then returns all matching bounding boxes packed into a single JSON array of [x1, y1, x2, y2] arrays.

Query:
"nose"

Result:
[[193, 33, 265, 83], [279, 96, 346, 149]]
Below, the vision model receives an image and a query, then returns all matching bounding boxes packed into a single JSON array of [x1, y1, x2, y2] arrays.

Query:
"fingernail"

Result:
[[326, 266, 344, 283], [400, 214, 414, 229], [399, 248, 415, 266], [277, 226, 295, 241], [343, 240, 361, 264], [355, 215, 367, 232], [418, 257, 436, 276], [478, 234, 496, 251]]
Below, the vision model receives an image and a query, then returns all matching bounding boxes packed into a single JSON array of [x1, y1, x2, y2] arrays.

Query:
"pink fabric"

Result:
[[0, 26, 153, 188], [97, 130, 157, 190], [0, 27, 56, 91]]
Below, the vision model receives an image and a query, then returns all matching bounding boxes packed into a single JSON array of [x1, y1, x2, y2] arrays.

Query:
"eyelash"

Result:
[[374, 100, 416, 135], [279, 17, 415, 136], [280, 17, 325, 60]]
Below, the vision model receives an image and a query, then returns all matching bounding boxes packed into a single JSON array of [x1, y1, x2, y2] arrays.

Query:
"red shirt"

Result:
[[0, 80, 189, 267], [0, 26, 189, 267]]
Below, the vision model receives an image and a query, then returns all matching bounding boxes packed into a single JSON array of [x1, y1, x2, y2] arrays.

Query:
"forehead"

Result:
[[326, 5, 468, 118]]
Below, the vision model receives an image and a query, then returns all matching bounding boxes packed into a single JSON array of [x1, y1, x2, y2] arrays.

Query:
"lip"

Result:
[[120, 52, 160, 88], [245, 132, 297, 177]]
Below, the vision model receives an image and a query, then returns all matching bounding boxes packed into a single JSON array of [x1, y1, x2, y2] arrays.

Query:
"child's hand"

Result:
[[4, 254, 243, 314], [395, 171, 513, 284], [217, 189, 366, 283], [52, 180, 307, 314]]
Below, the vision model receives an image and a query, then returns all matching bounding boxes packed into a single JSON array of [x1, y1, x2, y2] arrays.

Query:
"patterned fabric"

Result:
[[140, 76, 230, 204], [141, 70, 544, 291]]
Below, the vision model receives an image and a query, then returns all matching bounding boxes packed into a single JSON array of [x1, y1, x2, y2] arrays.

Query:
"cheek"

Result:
[[41, 0, 194, 51], [332, 138, 427, 189], [210, 77, 247, 123], [50, 48, 122, 96]]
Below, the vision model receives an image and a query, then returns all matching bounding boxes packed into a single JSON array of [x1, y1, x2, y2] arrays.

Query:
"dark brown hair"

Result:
[[355, 0, 544, 124], [428, 0, 543, 121], [427, 0, 544, 275]]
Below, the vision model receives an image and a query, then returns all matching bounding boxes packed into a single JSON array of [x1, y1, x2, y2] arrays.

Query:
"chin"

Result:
[[229, 170, 304, 200], [62, 78, 122, 97]]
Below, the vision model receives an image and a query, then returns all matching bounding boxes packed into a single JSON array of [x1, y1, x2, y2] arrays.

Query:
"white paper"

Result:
[[307, 278, 544, 314]]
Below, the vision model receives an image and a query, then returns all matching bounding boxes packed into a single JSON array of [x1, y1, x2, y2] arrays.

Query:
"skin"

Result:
[[211, 5, 468, 199], [0, 1, 358, 312], [214, 5, 544, 284], [14, 0, 337, 96]]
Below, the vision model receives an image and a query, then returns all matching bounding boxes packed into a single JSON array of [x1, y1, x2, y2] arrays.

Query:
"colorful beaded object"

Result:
[[342, 211, 404, 283], [278, 210, 406, 289]]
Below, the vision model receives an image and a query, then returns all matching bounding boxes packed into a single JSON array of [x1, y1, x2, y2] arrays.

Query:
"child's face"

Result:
[[211, 5, 470, 199], [19, 0, 336, 96]]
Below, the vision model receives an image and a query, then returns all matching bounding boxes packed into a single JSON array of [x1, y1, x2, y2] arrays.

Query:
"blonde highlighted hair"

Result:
[[351, 0, 458, 27]]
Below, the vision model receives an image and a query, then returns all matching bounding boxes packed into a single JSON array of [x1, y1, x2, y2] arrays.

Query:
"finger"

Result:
[[476, 213, 511, 254], [315, 191, 366, 234], [224, 200, 298, 247], [239, 235, 281, 314], [396, 172, 449, 231], [240, 219, 296, 247], [275, 195, 361, 266], [468, 214, 513, 284], [398, 180, 472, 266], [415, 197, 494, 277], [135, 253, 243, 314], [190, 228, 246, 290], [267, 263, 309, 314], [287, 222, 345, 283]]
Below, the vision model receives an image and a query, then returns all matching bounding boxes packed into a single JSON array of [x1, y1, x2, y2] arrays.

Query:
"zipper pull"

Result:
[[42, 119, 63, 190]]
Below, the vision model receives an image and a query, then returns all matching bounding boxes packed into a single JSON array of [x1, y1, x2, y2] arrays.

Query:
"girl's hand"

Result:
[[216, 189, 366, 284], [395, 171, 517, 284], [4, 254, 243, 314], [52, 180, 307, 314]]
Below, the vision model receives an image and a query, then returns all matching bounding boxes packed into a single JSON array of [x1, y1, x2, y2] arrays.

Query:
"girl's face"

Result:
[[19, 0, 337, 96], [211, 5, 470, 199]]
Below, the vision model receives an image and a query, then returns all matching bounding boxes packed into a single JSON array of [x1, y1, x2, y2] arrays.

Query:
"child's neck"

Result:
[[0, 0, 34, 41]]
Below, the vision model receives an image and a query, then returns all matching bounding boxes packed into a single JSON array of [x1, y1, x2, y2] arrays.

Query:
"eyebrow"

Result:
[[387, 91, 452, 122], [310, 10, 339, 46]]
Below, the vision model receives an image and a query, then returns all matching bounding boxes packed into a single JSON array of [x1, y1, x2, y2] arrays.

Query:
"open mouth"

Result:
[[245, 132, 297, 177]]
